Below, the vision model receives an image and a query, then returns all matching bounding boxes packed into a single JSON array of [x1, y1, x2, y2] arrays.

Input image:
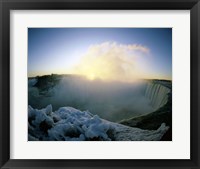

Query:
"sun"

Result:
[[87, 73, 96, 80]]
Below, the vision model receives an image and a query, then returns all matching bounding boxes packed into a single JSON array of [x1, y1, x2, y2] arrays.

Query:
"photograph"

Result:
[[1, 0, 200, 167], [28, 28, 172, 141]]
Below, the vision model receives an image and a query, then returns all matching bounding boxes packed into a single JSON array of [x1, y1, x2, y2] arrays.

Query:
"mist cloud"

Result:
[[69, 42, 150, 82], [28, 77, 155, 122]]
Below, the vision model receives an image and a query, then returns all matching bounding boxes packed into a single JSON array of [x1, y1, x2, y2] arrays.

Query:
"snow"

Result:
[[28, 105, 169, 141], [111, 123, 169, 141]]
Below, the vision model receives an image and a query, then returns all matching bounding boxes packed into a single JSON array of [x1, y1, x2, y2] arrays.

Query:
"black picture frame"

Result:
[[0, 0, 199, 168]]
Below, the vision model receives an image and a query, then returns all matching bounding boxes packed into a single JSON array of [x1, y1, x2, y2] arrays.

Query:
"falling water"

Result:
[[145, 82, 170, 110]]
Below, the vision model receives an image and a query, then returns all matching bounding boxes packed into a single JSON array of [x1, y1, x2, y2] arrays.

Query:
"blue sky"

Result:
[[28, 28, 172, 80]]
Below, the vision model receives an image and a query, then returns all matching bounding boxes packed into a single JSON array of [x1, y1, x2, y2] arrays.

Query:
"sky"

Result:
[[28, 28, 172, 81]]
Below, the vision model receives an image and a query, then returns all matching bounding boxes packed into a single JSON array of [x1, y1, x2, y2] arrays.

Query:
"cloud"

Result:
[[69, 41, 149, 82]]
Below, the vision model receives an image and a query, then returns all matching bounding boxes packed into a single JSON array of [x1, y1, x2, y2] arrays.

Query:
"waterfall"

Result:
[[145, 82, 170, 110]]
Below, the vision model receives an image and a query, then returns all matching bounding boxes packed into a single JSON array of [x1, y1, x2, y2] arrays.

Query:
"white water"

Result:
[[145, 82, 170, 110]]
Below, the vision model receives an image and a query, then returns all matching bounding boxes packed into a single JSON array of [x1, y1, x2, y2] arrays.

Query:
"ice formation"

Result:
[[28, 105, 169, 141]]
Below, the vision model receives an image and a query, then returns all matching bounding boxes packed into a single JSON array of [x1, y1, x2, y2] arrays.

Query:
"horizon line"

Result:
[[28, 73, 172, 81]]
